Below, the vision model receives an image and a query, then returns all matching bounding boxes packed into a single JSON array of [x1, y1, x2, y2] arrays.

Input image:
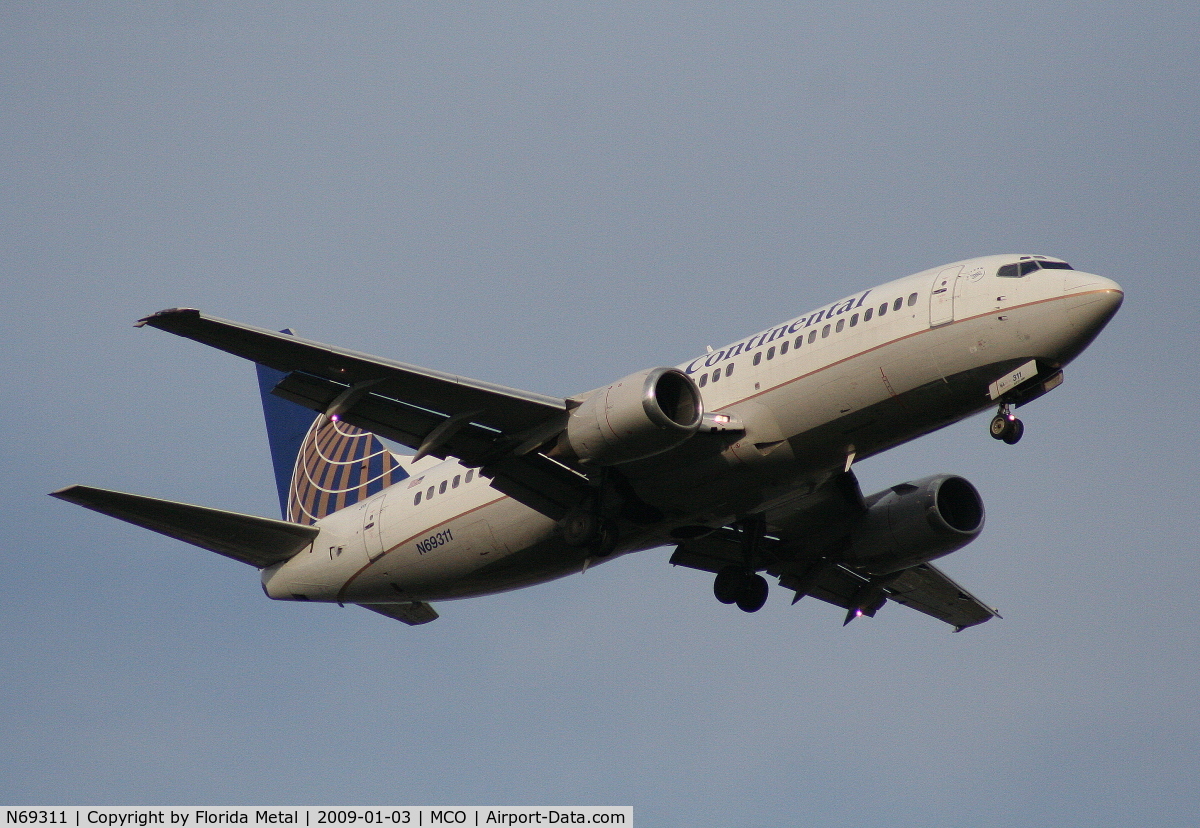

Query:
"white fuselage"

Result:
[[261, 255, 1123, 605]]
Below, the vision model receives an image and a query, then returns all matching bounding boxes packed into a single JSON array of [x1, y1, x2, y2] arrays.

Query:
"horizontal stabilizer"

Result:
[[359, 602, 439, 625], [51, 485, 319, 568]]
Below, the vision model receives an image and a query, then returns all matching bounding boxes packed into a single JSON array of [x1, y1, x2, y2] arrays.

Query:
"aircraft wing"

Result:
[[672, 506, 998, 628], [136, 308, 592, 520], [875, 562, 1000, 630], [52, 485, 319, 567]]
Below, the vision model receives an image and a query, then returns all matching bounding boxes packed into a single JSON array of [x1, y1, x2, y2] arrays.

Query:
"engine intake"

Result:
[[846, 474, 985, 574], [559, 367, 703, 465]]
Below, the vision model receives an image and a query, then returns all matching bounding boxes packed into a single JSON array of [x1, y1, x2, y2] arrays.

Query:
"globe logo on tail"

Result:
[[287, 415, 404, 525]]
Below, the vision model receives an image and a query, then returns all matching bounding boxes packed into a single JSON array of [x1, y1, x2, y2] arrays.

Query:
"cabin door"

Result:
[[929, 265, 963, 327], [363, 490, 389, 560]]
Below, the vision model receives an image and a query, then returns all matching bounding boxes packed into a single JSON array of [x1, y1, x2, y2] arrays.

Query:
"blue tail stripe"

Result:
[[255, 362, 315, 520]]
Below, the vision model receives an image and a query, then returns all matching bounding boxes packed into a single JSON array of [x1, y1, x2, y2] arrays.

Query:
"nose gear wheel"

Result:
[[989, 404, 1024, 445]]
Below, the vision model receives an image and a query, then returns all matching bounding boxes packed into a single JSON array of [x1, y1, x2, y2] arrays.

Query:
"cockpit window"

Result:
[[997, 259, 1074, 277]]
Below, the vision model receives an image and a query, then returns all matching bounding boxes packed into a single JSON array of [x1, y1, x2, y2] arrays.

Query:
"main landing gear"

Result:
[[712, 515, 770, 613], [989, 403, 1024, 445], [714, 566, 769, 613]]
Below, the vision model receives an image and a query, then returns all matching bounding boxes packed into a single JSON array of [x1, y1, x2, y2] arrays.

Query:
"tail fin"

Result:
[[256, 356, 407, 525]]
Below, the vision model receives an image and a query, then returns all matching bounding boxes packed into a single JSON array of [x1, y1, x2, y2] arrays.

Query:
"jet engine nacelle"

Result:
[[560, 367, 703, 465], [846, 474, 985, 574]]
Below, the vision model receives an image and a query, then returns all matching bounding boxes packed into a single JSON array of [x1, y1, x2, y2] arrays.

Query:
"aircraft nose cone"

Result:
[[1064, 271, 1121, 294], [1065, 274, 1123, 338]]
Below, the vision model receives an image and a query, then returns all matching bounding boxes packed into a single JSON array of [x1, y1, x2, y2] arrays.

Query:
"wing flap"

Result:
[[272, 370, 503, 460], [272, 371, 589, 520], [52, 485, 318, 568], [883, 562, 1000, 631]]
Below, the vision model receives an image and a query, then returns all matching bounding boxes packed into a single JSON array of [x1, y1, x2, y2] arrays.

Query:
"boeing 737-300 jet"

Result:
[[54, 254, 1123, 630]]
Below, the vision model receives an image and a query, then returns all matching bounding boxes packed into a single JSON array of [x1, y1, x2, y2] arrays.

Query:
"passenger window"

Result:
[[836, 319, 845, 333], [795, 335, 803, 348], [850, 313, 859, 327], [893, 297, 903, 311], [725, 364, 734, 377], [767, 346, 775, 360], [822, 324, 830, 338], [414, 492, 422, 505], [780, 341, 789, 355], [808, 330, 817, 343], [879, 302, 888, 316], [711, 369, 720, 382], [466, 470, 474, 483], [864, 307, 873, 321], [753, 353, 762, 365], [699, 373, 708, 387], [452, 475, 461, 488], [907, 292, 918, 306], [439, 480, 447, 494], [426, 487, 434, 499]]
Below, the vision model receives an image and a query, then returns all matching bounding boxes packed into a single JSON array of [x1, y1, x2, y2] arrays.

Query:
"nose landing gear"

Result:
[[989, 403, 1024, 445]]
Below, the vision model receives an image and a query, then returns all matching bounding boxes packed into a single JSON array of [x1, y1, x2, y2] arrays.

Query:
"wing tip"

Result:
[[134, 307, 200, 328], [49, 484, 88, 502]]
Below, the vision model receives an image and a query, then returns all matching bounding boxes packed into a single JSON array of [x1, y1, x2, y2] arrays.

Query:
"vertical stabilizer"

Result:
[[256, 361, 314, 517], [256, 353, 407, 524]]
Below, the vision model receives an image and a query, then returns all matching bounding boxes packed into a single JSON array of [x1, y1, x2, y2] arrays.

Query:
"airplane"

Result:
[[53, 254, 1123, 631]]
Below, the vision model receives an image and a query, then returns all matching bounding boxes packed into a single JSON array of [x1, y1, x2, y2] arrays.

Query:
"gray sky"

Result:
[[4, 2, 1198, 825]]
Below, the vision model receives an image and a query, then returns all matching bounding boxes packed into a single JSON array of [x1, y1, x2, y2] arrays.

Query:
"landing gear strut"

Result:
[[989, 403, 1024, 445]]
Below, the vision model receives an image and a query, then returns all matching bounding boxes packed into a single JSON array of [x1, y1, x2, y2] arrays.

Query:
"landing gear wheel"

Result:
[[713, 566, 745, 605], [990, 404, 1024, 444], [735, 574, 769, 613], [989, 414, 1011, 440], [713, 568, 769, 612], [1002, 418, 1025, 445]]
